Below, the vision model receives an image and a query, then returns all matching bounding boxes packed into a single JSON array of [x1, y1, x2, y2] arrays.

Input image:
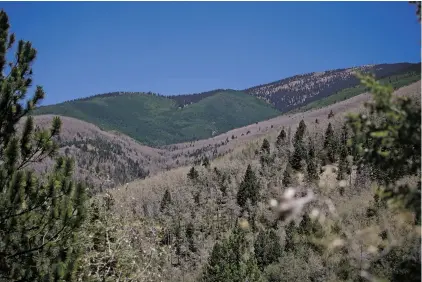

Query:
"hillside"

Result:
[[33, 63, 419, 147], [23, 115, 167, 191], [103, 79, 421, 282], [244, 62, 420, 112], [288, 67, 421, 113], [31, 80, 421, 192], [34, 90, 280, 146]]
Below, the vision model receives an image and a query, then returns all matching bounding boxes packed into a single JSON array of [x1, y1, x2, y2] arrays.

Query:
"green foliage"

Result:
[[187, 166, 199, 180], [160, 189, 172, 213], [260, 138, 274, 167], [323, 122, 337, 164], [202, 156, 210, 168], [290, 120, 307, 170], [261, 138, 271, 155], [328, 109, 335, 119], [284, 221, 296, 252], [337, 124, 351, 181], [201, 227, 265, 282], [306, 138, 319, 182], [347, 72, 421, 221], [34, 90, 280, 146], [0, 10, 88, 281], [237, 165, 260, 213], [185, 222, 197, 253], [283, 163, 294, 187], [254, 229, 283, 270], [275, 128, 287, 149]]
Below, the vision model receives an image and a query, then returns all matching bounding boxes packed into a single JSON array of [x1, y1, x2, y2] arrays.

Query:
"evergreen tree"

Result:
[[284, 221, 296, 252], [187, 166, 199, 180], [260, 138, 273, 167], [306, 137, 319, 182], [202, 156, 210, 169], [347, 72, 421, 222], [201, 227, 265, 282], [287, 126, 292, 147], [294, 120, 307, 144], [328, 109, 335, 119], [0, 10, 88, 281], [337, 124, 351, 181], [260, 138, 271, 155], [185, 222, 197, 253], [324, 122, 337, 164], [283, 163, 294, 187], [160, 189, 172, 213], [276, 128, 287, 149], [254, 229, 283, 270], [237, 165, 260, 213], [290, 120, 307, 170]]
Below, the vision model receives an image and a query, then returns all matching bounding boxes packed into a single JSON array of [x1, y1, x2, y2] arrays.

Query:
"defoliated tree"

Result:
[[0, 10, 88, 281]]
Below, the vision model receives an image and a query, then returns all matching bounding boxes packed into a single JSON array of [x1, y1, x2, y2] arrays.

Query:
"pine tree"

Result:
[[337, 124, 351, 181], [201, 227, 265, 282], [306, 137, 319, 182], [276, 128, 287, 149], [260, 138, 273, 167], [187, 166, 199, 180], [254, 229, 283, 270], [287, 126, 292, 147], [328, 109, 335, 119], [202, 156, 210, 168], [237, 165, 260, 213], [347, 72, 421, 221], [260, 138, 270, 155], [290, 120, 307, 170], [294, 120, 307, 144], [0, 10, 88, 281], [283, 163, 294, 187], [185, 222, 197, 253], [284, 221, 296, 252], [160, 189, 172, 212], [324, 122, 337, 164]]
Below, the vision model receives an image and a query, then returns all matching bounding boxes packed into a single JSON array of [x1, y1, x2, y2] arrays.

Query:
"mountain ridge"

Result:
[[33, 62, 421, 146], [31, 80, 421, 192]]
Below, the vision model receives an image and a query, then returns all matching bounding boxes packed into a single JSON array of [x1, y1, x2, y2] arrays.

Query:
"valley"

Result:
[[33, 62, 420, 147], [31, 79, 421, 192]]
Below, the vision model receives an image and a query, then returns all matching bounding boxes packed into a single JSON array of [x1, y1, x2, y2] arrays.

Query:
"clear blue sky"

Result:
[[2, 1, 421, 105]]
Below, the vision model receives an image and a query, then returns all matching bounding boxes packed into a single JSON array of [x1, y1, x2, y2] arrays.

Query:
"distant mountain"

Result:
[[31, 80, 421, 190], [33, 90, 280, 146], [33, 62, 420, 146], [244, 62, 420, 112]]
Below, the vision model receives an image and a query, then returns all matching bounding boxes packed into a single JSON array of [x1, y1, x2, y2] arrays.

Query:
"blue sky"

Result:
[[2, 1, 421, 105]]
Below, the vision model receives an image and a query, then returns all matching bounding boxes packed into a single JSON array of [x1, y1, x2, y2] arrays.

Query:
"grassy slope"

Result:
[[290, 70, 421, 113], [34, 90, 280, 146]]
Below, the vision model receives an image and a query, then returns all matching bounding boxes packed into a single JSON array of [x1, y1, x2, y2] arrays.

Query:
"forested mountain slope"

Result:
[[244, 62, 420, 112], [34, 90, 280, 146]]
